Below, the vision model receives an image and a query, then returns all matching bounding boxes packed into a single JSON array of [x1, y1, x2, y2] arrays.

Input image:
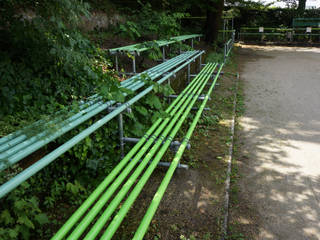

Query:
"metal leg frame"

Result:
[[108, 104, 132, 159], [123, 137, 190, 169], [115, 54, 119, 72], [187, 63, 191, 84], [162, 47, 166, 62], [118, 113, 125, 159], [132, 56, 136, 75], [167, 94, 211, 101]]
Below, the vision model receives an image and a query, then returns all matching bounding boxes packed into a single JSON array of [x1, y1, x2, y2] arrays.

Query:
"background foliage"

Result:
[[1, 0, 319, 239]]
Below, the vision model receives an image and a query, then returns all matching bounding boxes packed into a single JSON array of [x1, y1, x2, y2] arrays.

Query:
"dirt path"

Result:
[[232, 45, 320, 240]]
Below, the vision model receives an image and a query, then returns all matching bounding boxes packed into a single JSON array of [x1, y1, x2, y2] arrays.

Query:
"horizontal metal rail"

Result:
[[0, 51, 195, 150], [0, 52, 195, 149], [133, 63, 224, 240], [0, 51, 200, 171], [98, 63, 217, 240], [109, 34, 203, 55], [0, 51, 205, 199], [51, 62, 216, 240]]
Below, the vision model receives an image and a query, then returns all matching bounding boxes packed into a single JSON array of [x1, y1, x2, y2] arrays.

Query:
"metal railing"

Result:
[[51, 62, 221, 240], [0, 51, 205, 199], [224, 31, 235, 63]]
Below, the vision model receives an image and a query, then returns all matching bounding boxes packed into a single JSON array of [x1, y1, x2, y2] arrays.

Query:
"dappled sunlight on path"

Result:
[[237, 46, 320, 240]]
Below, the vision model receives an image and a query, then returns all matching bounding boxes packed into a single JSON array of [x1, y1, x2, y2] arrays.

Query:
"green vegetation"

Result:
[[0, 0, 319, 239]]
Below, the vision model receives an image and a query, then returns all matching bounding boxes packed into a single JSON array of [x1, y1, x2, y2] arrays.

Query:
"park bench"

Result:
[[51, 62, 224, 240], [109, 34, 203, 74], [0, 50, 205, 198]]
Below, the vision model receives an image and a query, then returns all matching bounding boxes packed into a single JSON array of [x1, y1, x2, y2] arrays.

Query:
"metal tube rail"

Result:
[[0, 51, 205, 199], [99, 63, 217, 240], [0, 51, 200, 170], [0, 51, 195, 149], [81, 64, 216, 240], [62, 64, 215, 240], [133, 63, 224, 240], [51, 61, 212, 240], [0, 51, 194, 150]]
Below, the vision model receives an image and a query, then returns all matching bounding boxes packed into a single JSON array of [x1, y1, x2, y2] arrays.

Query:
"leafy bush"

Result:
[[0, 1, 127, 238], [118, 1, 186, 40], [0, 0, 120, 120]]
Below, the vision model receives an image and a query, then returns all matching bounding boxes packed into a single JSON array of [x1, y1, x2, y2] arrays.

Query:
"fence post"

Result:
[[118, 113, 124, 159], [224, 43, 226, 63]]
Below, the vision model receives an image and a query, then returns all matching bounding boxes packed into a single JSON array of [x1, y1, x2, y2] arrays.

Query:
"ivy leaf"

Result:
[[135, 106, 148, 116], [28, 196, 39, 209], [17, 215, 35, 229], [146, 95, 162, 110], [19, 225, 30, 240], [0, 210, 14, 225], [14, 200, 27, 210], [131, 122, 145, 137], [35, 213, 49, 225], [66, 182, 78, 195], [163, 84, 174, 97], [8, 229, 18, 238], [23, 95, 32, 104]]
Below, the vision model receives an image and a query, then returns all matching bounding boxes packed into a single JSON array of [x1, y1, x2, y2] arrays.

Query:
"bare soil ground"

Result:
[[229, 45, 320, 240]]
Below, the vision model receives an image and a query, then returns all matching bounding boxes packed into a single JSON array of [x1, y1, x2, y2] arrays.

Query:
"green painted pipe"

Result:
[[51, 54, 207, 240], [64, 63, 214, 240], [132, 63, 224, 240], [97, 63, 217, 240], [0, 51, 197, 167], [0, 51, 205, 199], [0, 50, 196, 151], [81, 63, 217, 240]]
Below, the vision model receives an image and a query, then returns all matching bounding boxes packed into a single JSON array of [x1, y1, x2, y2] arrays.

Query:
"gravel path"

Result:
[[238, 45, 320, 240]]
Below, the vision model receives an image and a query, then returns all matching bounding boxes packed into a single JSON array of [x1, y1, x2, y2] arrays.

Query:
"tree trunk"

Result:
[[297, 0, 306, 15], [204, 0, 224, 43]]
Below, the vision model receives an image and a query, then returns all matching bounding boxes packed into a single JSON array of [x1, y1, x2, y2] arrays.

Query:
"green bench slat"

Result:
[[133, 63, 224, 239], [0, 51, 197, 170], [109, 34, 203, 54], [0, 51, 204, 198], [52, 62, 219, 240]]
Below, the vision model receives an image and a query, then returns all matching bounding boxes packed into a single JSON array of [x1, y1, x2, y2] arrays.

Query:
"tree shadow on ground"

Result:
[[229, 46, 320, 240]]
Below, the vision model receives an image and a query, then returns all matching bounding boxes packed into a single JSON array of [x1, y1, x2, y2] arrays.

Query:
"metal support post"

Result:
[[223, 19, 226, 41], [118, 113, 124, 159], [132, 158, 189, 169], [167, 95, 210, 101], [191, 107, 210, 111], [108, 105, 132, 159], [224, 44, 227, 63], [123, 137, 191, 152], [162, 47, 165, 62], [191, 39, 194, 48], [187, 63, 190, 84], [199, 54, 202, 70], [132, 56, 136, 75], [115, 55, 119, 72]]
